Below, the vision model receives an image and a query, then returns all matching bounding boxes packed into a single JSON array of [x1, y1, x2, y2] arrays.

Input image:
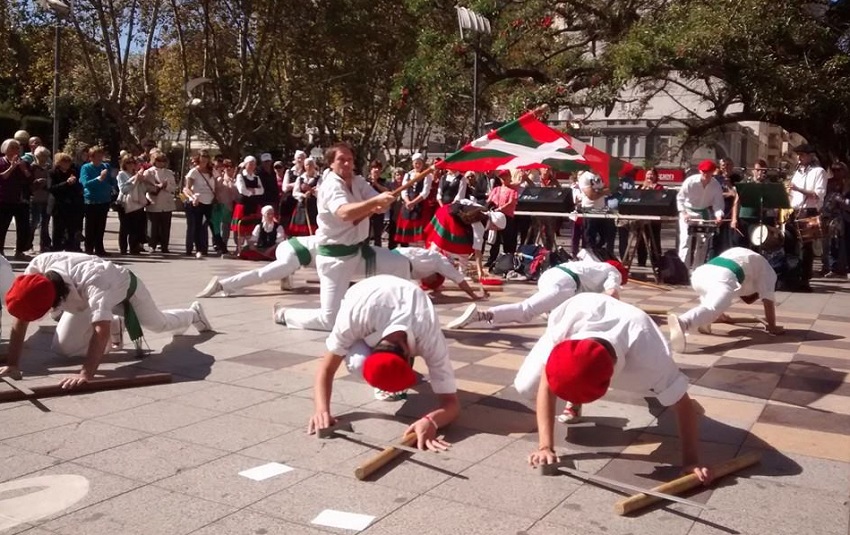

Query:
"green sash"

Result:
[[123, 271, 143, 343], [707, 257, 745, 284], [288, 237, 312, 267], [556, 265, 581, 291], [686, 207, 711, 220], [317, 240, 376, 276]]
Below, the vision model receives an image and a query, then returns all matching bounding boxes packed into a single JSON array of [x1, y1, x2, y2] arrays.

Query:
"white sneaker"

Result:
[[447, 303, 480, 329], [667, 313, 687, 353], [195, 251, 203, 259], [374, 388, 407, 401], [280, 276, 293, 291], [190, 301, 213, 332], [557, 402, 583, 424], [196, 276, 222, 298], [272, 303, 287, 326]]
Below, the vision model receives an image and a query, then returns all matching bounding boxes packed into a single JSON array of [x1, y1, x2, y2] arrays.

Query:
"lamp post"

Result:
[[179, 78, 210, 182], [456, 7, 491, 137], [37, 0, 72, 156]]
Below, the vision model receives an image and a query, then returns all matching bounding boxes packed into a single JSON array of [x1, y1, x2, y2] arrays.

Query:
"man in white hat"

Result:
[[308, 275, 459, 444], [276, 143, 408, 331], [667, 247, 784, 353]]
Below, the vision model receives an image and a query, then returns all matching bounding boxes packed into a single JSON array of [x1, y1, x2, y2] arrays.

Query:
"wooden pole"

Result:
[[639, 307, 669, 316], [629, 279, 671, 292], [614, 451, 761, 515], [354, 431, 418, 480], [0, 373, 172, 403], [390, 166, 435, 197]]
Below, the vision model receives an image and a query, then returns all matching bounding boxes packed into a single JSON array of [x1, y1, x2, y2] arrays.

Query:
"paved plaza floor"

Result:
[[1, 214, 849, 534]]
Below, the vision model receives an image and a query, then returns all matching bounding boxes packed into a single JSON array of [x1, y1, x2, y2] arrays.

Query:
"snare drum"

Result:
[[795, 216, 823, 243], [687, 220, 719, 236], [749, 224, 783, 250]]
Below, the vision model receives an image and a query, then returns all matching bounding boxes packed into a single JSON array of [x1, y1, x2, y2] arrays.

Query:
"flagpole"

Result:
[[390, 166, 436, 197]]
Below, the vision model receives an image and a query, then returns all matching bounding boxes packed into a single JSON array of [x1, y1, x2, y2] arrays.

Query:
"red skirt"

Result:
[[231, 203, 261, 235], [394, 204, 424, 243], [288, 200, 316, 236], [425, 204, 474, 256]]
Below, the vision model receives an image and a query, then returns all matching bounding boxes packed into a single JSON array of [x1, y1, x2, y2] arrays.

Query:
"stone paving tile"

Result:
[[362, 495, 533, 535], [165, 413, 294, 452], [155, 453, 315, 508], [231, 367, 316, 394], [0, 406, 80, 441], [74, 435, 227, 483], [745, 422, 850, 462], [41, 484, 236, 535], [2, 420, 149, 461], [94, 399, 221, 434], [0, 443, 61, 483], [38, 390, 154, 419], [170, 382, 281, 413], [739, 447, 850, 494], [190, 510, 329, 535]]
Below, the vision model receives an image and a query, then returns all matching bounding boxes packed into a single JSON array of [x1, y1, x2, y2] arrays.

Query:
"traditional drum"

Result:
[[749, 224, 783, 250], [795, 216, 823, 243]]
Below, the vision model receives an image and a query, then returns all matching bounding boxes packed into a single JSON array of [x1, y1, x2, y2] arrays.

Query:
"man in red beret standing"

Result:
[[676, 160, 725, 265], [0, 252, 212, 388], [447, 259, 628, 329], [307, 274, 459, 451], [517, 293, 710, 482]]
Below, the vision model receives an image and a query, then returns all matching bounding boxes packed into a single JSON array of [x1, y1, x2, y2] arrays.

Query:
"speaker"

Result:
[[617, 189, 677, 217], [516, 186, 575, 213]]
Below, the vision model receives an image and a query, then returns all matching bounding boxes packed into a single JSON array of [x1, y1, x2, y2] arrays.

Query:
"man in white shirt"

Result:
[[668, 247, 784, 353], [0, 253, 212, 388], [307, 275, 459, 450], [448, 259, 628, 329], [787, 144, 826, 290], [676, 160, 725, 263], [518, 293, 710, 483], [276, 143, 406, 331], [578, 171, 614, 255]]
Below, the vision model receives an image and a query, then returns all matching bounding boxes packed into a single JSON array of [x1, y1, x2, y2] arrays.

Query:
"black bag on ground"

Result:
[[491, 253, 518, 276], [659, 250, 690, 285]]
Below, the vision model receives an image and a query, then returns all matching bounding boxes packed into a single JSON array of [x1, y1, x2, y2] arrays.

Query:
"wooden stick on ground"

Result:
[[614, 451, 762, 515], [0, 373, 172, 403], [354, 431, 418, 480], [639, 307, 670, 316], [629, 279, 671, 291]]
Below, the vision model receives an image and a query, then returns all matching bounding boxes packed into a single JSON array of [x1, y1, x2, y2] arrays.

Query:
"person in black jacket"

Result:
[[48, 152, 84, 252]]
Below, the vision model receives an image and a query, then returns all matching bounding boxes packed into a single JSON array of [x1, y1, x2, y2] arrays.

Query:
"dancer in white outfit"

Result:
[[447, 259, 628, 329], [676, 160, 725, 263], [276, 143, 408, 331], [667, 247, 784, 353], [0, 253, 212, 388]]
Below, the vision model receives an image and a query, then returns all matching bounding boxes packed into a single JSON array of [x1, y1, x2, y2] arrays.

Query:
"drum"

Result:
[[795, 216, 823, 243], [686, 220, 718, 236], [749, 224, 783, 250]]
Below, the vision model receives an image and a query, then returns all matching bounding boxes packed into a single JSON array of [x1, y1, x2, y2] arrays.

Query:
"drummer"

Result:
[[676, 160, 725, 263], [733, 159, 775, 249], [667, 246, 785, 353], [788, 144, 826, 292]]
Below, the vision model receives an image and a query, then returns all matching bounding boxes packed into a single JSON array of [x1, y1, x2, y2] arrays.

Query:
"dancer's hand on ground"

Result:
[[307, 411, 337, 434], [766, 324, 785, 335], [684, 465, 713, 485], [528, 447, 558, 468], [60, 371, 92, 390], [405, 419, 451, 451]]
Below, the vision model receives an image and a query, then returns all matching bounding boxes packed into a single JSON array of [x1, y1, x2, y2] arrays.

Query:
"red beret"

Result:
[[697, 159, 717, 173], [545, 339, 614, 403], [420, 274, 446, 292], [6, 274, 56, 322], [605, 260, 629, 285], [362, 352, 416, 393]]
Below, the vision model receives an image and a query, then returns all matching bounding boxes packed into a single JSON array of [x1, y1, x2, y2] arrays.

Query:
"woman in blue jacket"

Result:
[[79, 146, 117, 256]]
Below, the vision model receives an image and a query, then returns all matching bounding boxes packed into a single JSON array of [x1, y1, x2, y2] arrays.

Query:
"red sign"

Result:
[[635, 168, 685, 185]]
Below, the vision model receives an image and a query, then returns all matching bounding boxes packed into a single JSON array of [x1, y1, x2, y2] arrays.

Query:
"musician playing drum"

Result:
[[788, 144, 826, 292], [676, 160, 725, 264]]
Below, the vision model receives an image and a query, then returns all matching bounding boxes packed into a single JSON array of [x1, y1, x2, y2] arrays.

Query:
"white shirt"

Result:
[[394, 247, 465, 284], [522, 294, 689, 406], [401, 171, 433, 202], [437, 173, 468, 203], [292, 173, 322, 201], [186, 167, 216, 204], [315, 171, 377, 245], [705, 247, 777, 301], [235, 171, 265, 198], [676, 174, 725, 218], [326, 276, 456, 394], [24, 252, 130, 323], [790, 164, 826, 210], [578, 172, 606, 210], [282, 166, 303, 194], [540, 260, 622, 293]]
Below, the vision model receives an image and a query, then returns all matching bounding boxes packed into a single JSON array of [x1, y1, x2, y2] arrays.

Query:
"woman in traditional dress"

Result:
[[288, 157, 322, 236], [230, 155, 265, 250], [394, 153, 432, 246]]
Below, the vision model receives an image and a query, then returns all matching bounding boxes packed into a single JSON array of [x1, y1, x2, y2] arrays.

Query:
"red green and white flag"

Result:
[[438, 110, 634, 186]]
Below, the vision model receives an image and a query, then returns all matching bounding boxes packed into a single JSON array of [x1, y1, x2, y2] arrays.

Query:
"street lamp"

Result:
[[179, 78, 210, 180], [36, 0, 72, 157], [456, 6, 491, 137]]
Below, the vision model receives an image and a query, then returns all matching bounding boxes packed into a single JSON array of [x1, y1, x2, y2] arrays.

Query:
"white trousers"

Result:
[[283, 247, 411, 331], [678, 265, 738, 331], [220, 242, 301, 293], [52, 278, 196, 357], [490, 270, 578, 324], [677, 215, 690, 263]]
